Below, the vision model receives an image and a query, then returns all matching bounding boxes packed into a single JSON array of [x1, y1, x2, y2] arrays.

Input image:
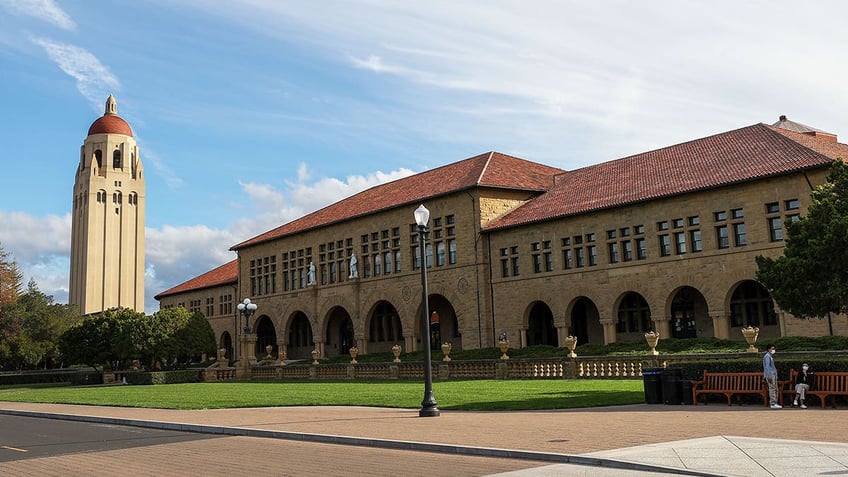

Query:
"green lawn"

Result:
[[0, 379, 644, 411]]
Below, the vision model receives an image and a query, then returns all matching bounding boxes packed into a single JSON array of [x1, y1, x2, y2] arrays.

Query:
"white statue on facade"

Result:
[[349, 252, 359, 279], [307, 261, 316, 285]]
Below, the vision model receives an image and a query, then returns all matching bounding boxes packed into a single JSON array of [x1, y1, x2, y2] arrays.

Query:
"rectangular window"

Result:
[[622, 241, 633, 262], [674, 231, 686, 254], [383, 252, 392, 275], [688, 216, 700, 226], [448, 239, 457, 264], [511, 256, 520, 276], [563, 249, 573, 269], [731, 208, 744, 219], [575, 248, 585, 268], [544, 250, 553, 272], [714, 211, 727, 221], [608, 242, 619, 263], [785, 198, 800, 210], [587, 245, 597, 266], [501, 259, 509, 278], [768, 217, 783, 241], [436, 241, 445, 266], [634, 224, 645, 235], [734, 223, 747, 246], [606, 230, 617, 240], [636, 238, 647, 260], [716, 225, 730, 249], [657, 221, 669, 231], [766, 202, 780, 214], [690, 229, 702, 252], [533, 253, 542, 273], [672, 218, 684, 229], [659, 235, 671, 256]]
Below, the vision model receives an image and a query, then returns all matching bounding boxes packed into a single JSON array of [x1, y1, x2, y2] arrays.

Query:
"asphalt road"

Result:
[[0, 414, 222, 462]]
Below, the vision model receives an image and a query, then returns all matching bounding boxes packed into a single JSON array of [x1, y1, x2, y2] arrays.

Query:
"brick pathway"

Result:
[[1, 402, 845, 476]]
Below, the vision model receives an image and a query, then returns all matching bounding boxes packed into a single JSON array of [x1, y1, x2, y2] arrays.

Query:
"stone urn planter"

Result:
[[311, 349, 320, 365], [644, 331, 660, 356], [741, 326, 760, 353], [349, 346, 358, 364], [499, 339, 510, 360], [441, 342, 452, 362], [391, 344, 402, 363], [564, 335, 578, 358], [265, 344, 274, 359]]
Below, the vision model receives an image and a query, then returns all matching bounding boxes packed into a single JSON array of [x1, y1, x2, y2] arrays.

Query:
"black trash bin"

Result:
[[680, 379, 694, 405], [662, 367, 682, 405], [642, 367, 664, 404]]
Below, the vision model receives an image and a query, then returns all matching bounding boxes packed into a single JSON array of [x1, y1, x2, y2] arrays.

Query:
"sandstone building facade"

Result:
[[156, 118, 848, 360], [70, 96, 146, 315]]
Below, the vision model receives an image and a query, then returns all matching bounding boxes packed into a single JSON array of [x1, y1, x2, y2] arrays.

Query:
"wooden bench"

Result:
[[691, 370, 768, 406], [781, 369, 848, 408]]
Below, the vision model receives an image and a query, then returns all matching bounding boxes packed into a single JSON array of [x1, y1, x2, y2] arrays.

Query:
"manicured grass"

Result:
[[0, 379, 644, 411]]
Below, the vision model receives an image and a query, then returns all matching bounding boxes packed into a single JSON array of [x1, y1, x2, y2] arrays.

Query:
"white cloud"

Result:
[[0, 0, 75, 30], [31, 37, 120, 109], [1, 166, 415, 314], [180, 1, 848, 167]]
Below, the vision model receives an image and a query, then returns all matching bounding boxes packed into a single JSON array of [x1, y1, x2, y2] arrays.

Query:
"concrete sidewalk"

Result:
[[0, 402, 846, 476]]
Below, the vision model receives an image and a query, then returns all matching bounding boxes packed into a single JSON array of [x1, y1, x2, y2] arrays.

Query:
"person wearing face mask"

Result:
[[763, 344, 781, 409], [793, 363, 813, 409]]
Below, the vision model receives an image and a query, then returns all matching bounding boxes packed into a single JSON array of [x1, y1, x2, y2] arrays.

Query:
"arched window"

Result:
[[94, 149, 103, 169], [113, 150, 122, 169]]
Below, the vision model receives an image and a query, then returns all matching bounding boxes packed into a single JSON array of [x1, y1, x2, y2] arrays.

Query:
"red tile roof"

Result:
[[484, 123, 848, 231], [154, 259, 238, 299], [231, 151, 564, 250]]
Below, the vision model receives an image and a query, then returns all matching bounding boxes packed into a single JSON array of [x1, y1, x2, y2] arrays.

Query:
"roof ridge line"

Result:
[[477, 151, 495, 185]]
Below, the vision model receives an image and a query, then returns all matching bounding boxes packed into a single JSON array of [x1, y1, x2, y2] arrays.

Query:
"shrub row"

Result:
[[0, 371, 102, 386], [670, 357, 848, 381], [123, 369, 201, 385]]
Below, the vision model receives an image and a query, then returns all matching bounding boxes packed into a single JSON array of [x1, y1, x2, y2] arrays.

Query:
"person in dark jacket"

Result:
[[793, 363, 813, 409]]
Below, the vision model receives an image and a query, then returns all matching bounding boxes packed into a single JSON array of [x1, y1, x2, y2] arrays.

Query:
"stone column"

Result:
[[710, 311, 730, 339], [654, 316, 672, 338], [235, 333, 257, 380], [600, 319, 617, 344], [556, 325, 568, 346]]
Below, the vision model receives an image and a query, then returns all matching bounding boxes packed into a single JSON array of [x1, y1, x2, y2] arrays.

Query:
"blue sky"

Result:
[[1, 0, 846, 314]]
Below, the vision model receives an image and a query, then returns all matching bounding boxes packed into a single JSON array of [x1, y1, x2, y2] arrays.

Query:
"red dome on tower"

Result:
[[87, 94, 133, 137]]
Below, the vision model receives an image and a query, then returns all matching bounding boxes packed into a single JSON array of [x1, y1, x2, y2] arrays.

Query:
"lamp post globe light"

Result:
[[414, 204, 440, 417], [237, 298, 258, 334]]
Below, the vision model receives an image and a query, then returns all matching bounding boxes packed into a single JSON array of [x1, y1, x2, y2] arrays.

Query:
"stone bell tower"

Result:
[[69, 95, 145, 314]]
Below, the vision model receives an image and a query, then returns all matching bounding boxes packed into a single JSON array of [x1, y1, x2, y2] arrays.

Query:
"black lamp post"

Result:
[[237, 298, 258, 334], [414, 204, 440, 417]]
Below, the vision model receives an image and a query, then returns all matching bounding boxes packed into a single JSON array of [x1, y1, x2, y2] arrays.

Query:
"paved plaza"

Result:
[[0, 401, 846, 476]]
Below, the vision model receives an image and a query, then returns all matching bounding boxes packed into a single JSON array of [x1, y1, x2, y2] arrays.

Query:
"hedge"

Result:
[[671, 357, 848, 381], [123, 369, 202, 385], [0, 371, 102, 386]]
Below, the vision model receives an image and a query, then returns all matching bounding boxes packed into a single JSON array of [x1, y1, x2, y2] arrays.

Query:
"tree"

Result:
[[756, 159, 848, 319], [175, 311, 216, 364], [15, 279, 80, 368], [0, 243, 23, 305]]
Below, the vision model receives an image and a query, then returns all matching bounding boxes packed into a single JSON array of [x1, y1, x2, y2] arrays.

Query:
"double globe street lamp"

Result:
[[237, 298, 258, 334], [414, 204, 440, 417]]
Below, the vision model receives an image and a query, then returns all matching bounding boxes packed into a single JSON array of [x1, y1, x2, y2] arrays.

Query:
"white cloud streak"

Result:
[[31, 37, 120, 109], [0, 0, 75, 30]]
